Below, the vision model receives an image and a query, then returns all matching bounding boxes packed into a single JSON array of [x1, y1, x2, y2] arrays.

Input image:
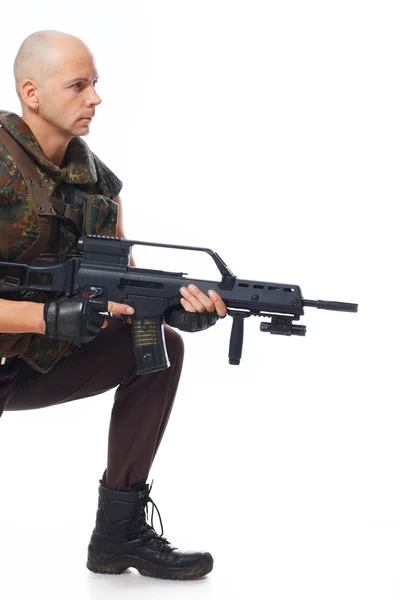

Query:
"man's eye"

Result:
[[72, 82, 83, 89]]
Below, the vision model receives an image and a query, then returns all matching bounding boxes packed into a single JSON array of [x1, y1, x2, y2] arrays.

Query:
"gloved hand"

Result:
[[164, 307, 221, 332], [43, 296, 109, 343]]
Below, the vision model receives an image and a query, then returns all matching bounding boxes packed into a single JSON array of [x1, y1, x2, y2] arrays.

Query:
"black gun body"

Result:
[[72, 266, 305, 376], [75, 265, 304, 318], [0, 235, 357, 376]]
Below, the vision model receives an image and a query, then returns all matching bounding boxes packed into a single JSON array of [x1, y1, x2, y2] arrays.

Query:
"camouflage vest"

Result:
[[0, 111, 122, 373]]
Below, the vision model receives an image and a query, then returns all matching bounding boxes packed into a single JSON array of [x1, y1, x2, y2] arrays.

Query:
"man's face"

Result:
[[36, 42, 102, 138]]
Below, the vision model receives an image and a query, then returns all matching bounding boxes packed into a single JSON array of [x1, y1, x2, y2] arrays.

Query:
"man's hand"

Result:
[[106, 301, 135, 322], [164, 284, 227, 333], [107, 284, 228, 334], [43, 297, 134, 342], [179, 284, 227, 317]]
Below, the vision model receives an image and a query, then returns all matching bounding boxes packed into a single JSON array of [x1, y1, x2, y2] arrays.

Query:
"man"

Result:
[[0, 30, 227, 580]]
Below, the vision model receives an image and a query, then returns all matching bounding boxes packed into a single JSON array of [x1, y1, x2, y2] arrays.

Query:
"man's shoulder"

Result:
[[90, 150, 123, 200], [0, 136, 20, 187]]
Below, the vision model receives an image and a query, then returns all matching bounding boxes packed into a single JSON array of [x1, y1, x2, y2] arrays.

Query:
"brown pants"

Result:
[[0, 320, 184, 490]]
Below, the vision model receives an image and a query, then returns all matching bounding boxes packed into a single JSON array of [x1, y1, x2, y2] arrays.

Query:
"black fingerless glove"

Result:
[[43, 296, 108, 344], [164, 308, 221, 332]]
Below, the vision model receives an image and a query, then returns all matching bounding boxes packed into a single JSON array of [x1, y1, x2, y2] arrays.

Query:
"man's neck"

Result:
[[21, 112, 71, 167]]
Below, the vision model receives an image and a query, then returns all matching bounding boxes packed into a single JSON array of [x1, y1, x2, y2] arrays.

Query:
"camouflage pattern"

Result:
[[0, 110, 122, 372]]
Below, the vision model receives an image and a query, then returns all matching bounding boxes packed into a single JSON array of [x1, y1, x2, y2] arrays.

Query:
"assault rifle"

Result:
[[0, 236, 358, 375]]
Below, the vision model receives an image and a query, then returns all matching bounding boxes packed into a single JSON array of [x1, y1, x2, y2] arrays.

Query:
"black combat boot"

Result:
[[86, 481, 213, 580]]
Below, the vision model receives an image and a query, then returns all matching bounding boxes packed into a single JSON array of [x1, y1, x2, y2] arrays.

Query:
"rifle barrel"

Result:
[[303, 299, 358, 312]]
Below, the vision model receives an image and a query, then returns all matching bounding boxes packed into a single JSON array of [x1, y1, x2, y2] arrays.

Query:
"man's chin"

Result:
[[71, 124, 91, 137]]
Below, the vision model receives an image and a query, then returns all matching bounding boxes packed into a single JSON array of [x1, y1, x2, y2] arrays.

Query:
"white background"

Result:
[[0, 1, 399, 599]]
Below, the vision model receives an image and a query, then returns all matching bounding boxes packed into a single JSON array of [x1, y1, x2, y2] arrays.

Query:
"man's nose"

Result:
[[86, 88, 102, 107]]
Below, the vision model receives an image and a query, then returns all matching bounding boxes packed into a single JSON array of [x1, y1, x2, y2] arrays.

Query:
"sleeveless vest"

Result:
[[0, 111, 122, 373]]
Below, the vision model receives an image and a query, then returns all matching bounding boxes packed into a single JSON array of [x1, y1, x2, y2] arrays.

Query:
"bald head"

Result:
[[12, 30, 101, 144], [13, 30, 92, 101]]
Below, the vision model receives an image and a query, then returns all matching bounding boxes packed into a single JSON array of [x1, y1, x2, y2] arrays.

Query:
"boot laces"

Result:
[[127, 481, 175, 551]]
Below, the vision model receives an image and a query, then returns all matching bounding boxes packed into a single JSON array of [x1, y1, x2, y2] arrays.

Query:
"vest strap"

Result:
[[0, 125, 52, 262], [0, 125, 82, 259]]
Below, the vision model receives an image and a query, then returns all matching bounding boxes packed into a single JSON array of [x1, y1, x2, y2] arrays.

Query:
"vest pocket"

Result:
[[20, 335, 72, 373], [0, 333, 32, 358]]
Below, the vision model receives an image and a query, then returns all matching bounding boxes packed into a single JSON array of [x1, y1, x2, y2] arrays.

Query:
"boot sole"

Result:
[[86, 552, 213, 580]]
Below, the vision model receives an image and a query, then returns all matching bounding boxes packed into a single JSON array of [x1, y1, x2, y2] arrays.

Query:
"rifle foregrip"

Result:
[[131, 317, 170, 376], [229, 316, 244, 365]]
